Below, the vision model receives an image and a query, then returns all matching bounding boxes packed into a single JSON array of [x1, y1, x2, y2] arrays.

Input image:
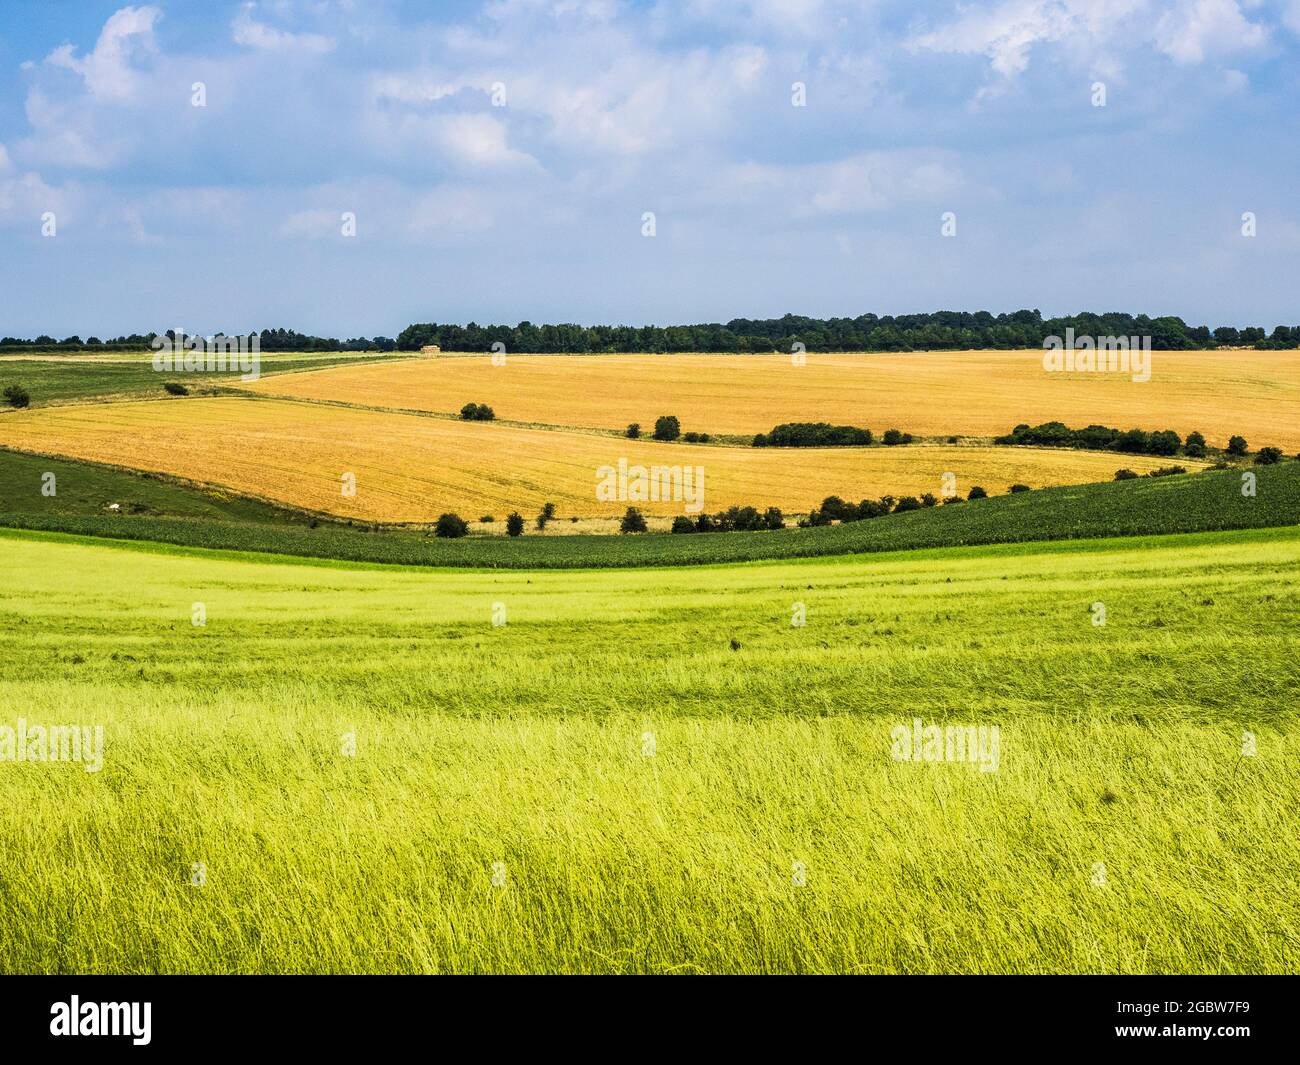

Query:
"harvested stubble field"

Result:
[[0, 527, 1296, 973], [240, 349, 1300, 450], [0, 397, 1200, 522]]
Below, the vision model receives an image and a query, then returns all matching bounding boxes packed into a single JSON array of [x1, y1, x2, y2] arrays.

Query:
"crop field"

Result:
[[0, 527, 1296, 974], [0, 397, 1203, 523], [0, 351, 408, 407], [240, 349, 1300, 451], [2, 453, 1295, 569]]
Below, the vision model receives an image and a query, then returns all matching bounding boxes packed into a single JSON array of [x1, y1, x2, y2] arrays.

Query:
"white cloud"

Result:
[[911, 0, 1265, 87], [44, 4, 161, 101], [232, 3, 335, 54], [1154, 0, 1268, 64]]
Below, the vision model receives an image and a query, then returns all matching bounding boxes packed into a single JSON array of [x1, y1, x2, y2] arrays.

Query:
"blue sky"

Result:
[[1, 0, 1298, 336]]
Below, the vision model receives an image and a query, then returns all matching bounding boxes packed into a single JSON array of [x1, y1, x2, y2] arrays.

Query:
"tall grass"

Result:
[[0, 528, 1296, 973]]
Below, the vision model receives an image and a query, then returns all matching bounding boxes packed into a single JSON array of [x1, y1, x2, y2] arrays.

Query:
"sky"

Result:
[[0, 0, 1298, 337]]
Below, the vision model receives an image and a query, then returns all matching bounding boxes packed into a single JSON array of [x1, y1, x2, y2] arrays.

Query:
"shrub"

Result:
[[946, 435, 958, 444], [620, 506, 648, 533], [1114, 469, 1139, 480], [1183, 431, 1207, 458], [3, 384, 30, 408], [920, 493, 938, 508], [1147, 429, 1182, 457], [997, 420, 1182, 458], [1115, 428, 1151, 454], [670, 516, 695, 534], [163, 382, 188, 396], [1147, 466, 1187, 477], [819, 495, 853, 522], [967, 486, 988, 500], [459, 402, 495, 421], [762, 507, 784, 530], [882, 428, 912, 446], [856, 498, 891, 520], [1255, 446, 1282, 465], [1008, 484, 1031, 493], [505, 512, 524, 537], [683, 431, 701, 443], [653, 415, 680, 441], [806, 508, 830, 527], [479, 515, 495, 523], [536, 501, 557, 530], [625, 423, 641, 439], [754, 422, 872, 447], [943, 495, 964, 504], [1227, 435, 1248, 456], [893, 495, 922, 513], [434, 513, 469, 538]]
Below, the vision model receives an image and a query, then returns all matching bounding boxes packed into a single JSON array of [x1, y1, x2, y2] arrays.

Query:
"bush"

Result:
[[967, 486, 988, 500], [1255, 446, 1282, 465], [1147, 466, 1187, 477], [653, 415, 680, 441], [536, 501, 557, 531], [1147, 429, 1182, 457], [882, 428, 913, 446], [819, 495, 853, 522], [1114, 469, 1139, 480], [434, 513, 469, 538], [620, 506, 648, 533], [1116, 428, 1151, 454], [997, 420, 1181, 458], [855, 498, 891, 519], [1008, 484, 1031, 493], [479, 515, 495, 523], [893, 495, 921, 513], [683, 431, 704, 443], [754, 422, 872, 448], [505, 512, 524, 537], [1184, 431, 1207, 458], [3, 384, 30, 408], [920, 493, 938, 508], [943, 495, 964, 504], [1227, 435, 1248, 456], [625, 423, 641, 439], [459, 402, 495, 421], [670, 516, 695, 534], [163, 382, 188, 396]]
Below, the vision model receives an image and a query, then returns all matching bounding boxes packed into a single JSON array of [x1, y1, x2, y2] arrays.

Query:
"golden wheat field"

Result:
[[0, 397, 1199, 522], [242, 350, 1300, 450]]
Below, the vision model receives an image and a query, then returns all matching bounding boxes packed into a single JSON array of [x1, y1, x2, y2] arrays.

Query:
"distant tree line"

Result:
[[5, 312, 1300, 353], [0, 328, 396, 353], [393, 312, 1300, 353]]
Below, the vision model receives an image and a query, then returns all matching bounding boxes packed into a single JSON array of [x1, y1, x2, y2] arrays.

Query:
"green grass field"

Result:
[[2, 445, 1295, 568], [0, 526, 1296, 973], [0, 352, 406, 407]]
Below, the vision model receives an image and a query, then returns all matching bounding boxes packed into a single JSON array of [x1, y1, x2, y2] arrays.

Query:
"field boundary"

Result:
[[1, 461, 1294, 569]]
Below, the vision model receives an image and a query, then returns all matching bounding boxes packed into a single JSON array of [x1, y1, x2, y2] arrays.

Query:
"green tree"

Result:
[[434, 513, 468, 538], [652, 415, 681, 441]]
